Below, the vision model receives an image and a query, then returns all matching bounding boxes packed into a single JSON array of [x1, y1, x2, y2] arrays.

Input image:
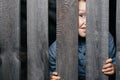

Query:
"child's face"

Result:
[[78, 0, 86, 37]]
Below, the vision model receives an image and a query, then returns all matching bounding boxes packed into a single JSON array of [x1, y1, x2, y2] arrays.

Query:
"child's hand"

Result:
[[50, 72, 61, 80], [102, 58, 116, 75]]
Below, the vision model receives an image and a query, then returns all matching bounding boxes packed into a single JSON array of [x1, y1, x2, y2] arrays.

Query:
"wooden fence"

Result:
[[86, 0, 109, 80], [0, 0, 120, 80], [0, 0, 20, 80]]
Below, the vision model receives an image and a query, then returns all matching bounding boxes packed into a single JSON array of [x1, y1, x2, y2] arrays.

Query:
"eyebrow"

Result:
[[79, 12, 86, 16], [79, 9, 85, 11], [79, 10, 86, 14]]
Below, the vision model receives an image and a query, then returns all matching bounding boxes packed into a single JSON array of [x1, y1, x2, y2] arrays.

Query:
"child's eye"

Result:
[[79, 14, 84, 17], [79, 14, 86, 18]]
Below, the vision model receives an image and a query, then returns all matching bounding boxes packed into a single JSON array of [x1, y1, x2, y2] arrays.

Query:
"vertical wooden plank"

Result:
[[56, 0, 78, 80], [0, 0, 20, 80], [27, 0, 48, 80], [116, 0, 120, 79], [86, 0, 109, 80]]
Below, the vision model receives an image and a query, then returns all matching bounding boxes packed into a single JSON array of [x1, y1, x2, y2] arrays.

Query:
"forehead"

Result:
[[79, 1, 86, 13]]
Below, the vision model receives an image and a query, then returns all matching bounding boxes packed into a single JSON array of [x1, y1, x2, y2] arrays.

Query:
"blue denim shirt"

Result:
[[49, 34, 116, 80]]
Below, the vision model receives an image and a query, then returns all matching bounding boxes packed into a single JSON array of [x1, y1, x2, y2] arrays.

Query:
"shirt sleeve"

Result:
[[109, 33, 116, 64], [49, 41, 56, 76]]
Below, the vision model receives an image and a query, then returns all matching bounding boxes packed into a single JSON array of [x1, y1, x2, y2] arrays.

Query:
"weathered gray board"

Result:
[[56, 0, 78, 80], [0, 0, 20, 80], [27, 0, 49, 80], [116, 0, 120, 79], [86, 0, 109, 80]]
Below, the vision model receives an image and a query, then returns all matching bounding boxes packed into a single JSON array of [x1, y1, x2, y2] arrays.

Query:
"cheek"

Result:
[[78, 29, 82, 35], [78, 29, 82, 37], [79, 18, 83, 26]]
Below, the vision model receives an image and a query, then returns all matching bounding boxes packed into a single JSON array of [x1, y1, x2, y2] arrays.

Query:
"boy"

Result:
[[49, 0, 116, 80]]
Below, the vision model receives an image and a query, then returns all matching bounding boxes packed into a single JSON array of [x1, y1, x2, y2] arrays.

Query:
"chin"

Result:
[[78, 30, 86, 37], [79, 33, 86, 38], [80, 35, 86, 38]]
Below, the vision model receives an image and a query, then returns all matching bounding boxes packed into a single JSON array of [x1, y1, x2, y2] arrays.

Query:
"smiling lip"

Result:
[[81, 27, 86, 29], [80, 27, 86, 32]]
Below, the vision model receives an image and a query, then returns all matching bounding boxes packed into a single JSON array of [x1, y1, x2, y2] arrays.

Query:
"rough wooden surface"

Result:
[[56, 0, 78, 80], [116, 0, 120, 79], [27, 0, 49, 80], [0, 0, 20, 80], [86, 0, 109, 80]]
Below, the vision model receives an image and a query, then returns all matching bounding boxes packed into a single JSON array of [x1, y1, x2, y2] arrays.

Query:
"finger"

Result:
[[102, 67, 113, 72], [103, 71, 114, 75], [51, 76, 61, 80], [103, 63, 113, 69], [52, 72, 58, 76], [106, 58, 112, 64], [51, 79, 59, 80], [51, 79, 56, 80]]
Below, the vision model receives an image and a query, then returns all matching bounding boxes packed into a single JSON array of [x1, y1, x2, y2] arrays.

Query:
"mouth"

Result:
[[80, 27, 86, 32], [81, 27, 86, 29]]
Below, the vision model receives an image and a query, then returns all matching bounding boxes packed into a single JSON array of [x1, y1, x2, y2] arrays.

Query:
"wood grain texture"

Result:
[[86, 0, 109, 80], [0, 0, 20, 80], [27, 0, 49, 80], [116, 0, 120, 79], [56, 0, 78, 80]]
